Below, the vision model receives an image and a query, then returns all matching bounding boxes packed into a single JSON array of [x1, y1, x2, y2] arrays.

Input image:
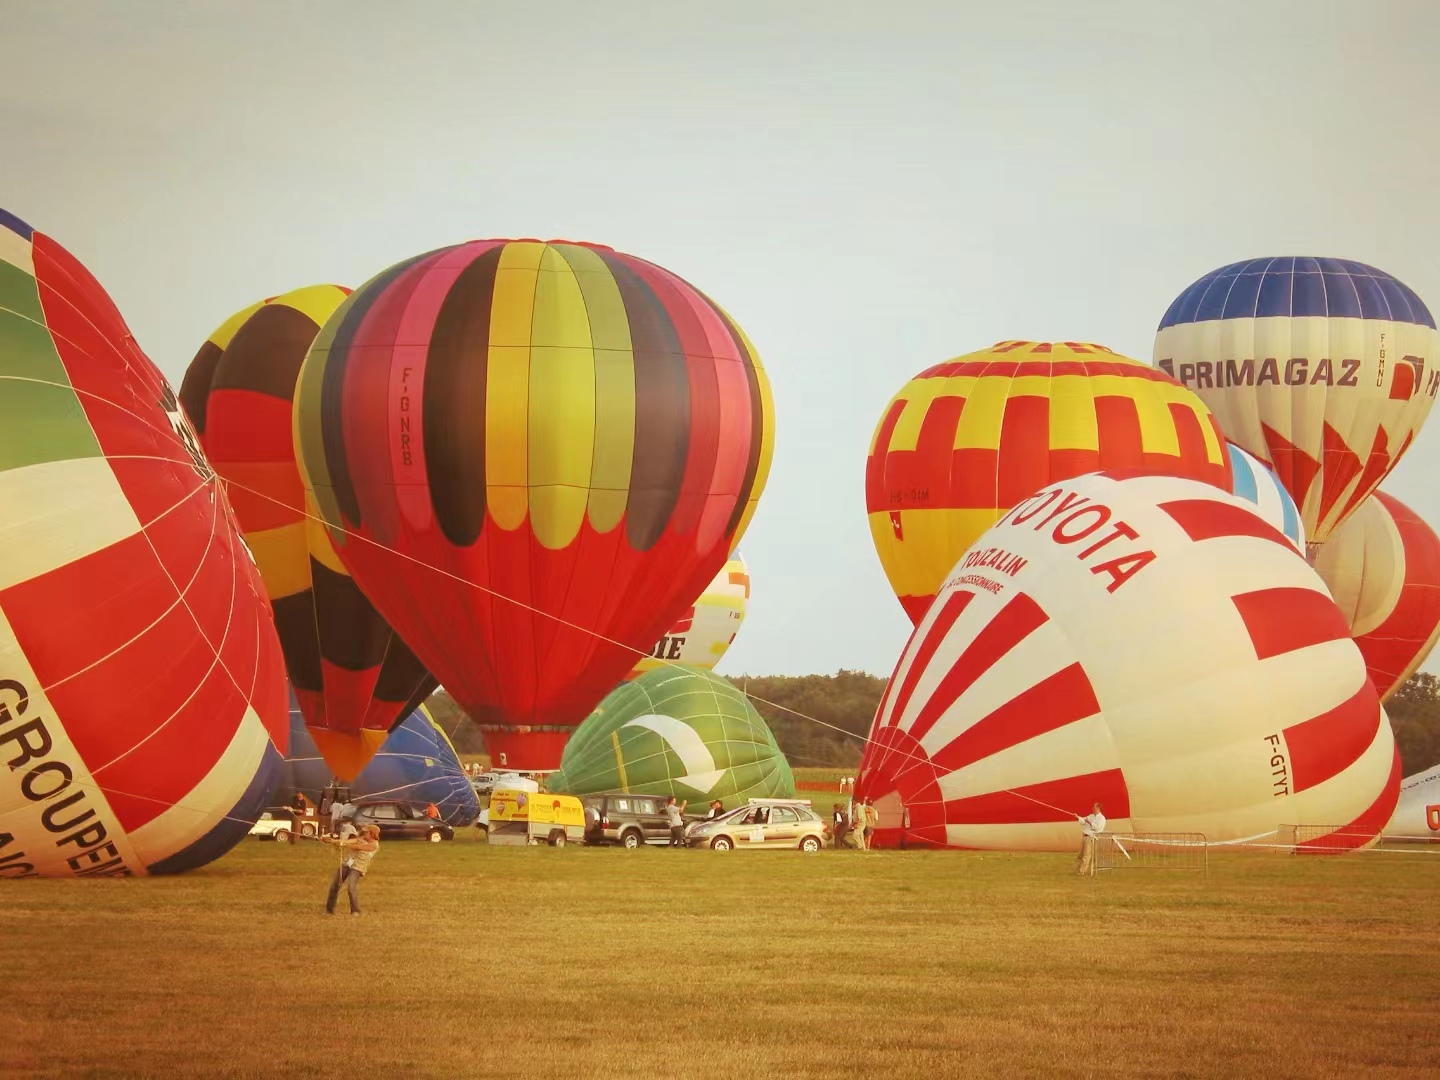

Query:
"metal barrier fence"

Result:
[[1092, 832, 1208, 875]]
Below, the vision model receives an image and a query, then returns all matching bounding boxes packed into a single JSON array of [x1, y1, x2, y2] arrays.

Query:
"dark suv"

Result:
[[352, 801, 453, 842], [580, 793, 682, 848]]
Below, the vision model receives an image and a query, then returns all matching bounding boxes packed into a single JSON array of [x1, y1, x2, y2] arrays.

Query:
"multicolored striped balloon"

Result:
[[0, 209, 287, 877], [180, 287, 436, 781], [857, 470, 1399, 851], [866, 341, 1232, 624], [1155, 258, 1438, 547], [295, 239, 774, 769], [628, 551, 749, 678], [1313, 491, 1440, 701]]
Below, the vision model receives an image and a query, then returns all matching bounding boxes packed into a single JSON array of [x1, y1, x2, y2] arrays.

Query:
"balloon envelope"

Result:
[[866, 341, 1232, 624], [294, 239, 775, 769], [1313, 491, 1440, 701], [857, 470, 1399, 851], [1155, 258, 1438, 546], [1381, 765, 1440, 840], [275, 695, 479, 825], [628, 552, 749, 678], [1226, 442, 1304, 553], [0, 209, 287, 877], [180, 286, 436, 780], [546, 666, 794, 807]]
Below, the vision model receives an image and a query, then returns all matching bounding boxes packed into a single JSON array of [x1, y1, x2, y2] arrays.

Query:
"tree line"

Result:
[[426, 669, 1440, 777]]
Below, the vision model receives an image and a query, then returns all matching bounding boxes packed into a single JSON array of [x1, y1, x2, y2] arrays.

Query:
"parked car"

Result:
[[249, 811, 294, 843], [351, 800, 454, 842], [469, 772, 503, 799], [685, 799, 825, 851], [579, 793, 690, 848]]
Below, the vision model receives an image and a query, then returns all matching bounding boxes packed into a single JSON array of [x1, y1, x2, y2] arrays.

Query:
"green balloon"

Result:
[[547, 666, 794, 807]]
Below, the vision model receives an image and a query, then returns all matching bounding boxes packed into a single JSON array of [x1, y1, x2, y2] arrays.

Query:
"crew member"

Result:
[[663, 796, 688, 847], [424, 802, 441, 820], [863, 798, 879, 849], [705, 799, 725, 821], [1075, 802, 1106, 875], [322, 823, 380, 915], [831, 803, 849, 849]]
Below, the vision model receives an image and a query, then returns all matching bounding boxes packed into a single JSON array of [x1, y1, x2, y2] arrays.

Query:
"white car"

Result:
[[249, 811, 294, 843]]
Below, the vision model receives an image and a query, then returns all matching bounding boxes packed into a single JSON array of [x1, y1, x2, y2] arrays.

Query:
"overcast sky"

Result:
[[4, 1, 1438, 678]]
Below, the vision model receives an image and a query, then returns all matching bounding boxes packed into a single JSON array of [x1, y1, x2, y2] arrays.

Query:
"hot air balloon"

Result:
[[1312, 491, 1440, 701], [866, 341, 1232, 624], [1226, 442, 1304, 552], [1382, 764, 1440, 841], [628, 551, 749, 678], [0, 208, 287, 877], [274, 695, 479, 825], [179, 287, 437, 780], [294, 239, 774, 770], [546, 666, 793, 807], [1154, 258, 1438, 547], [856, 470, 1399, 852]]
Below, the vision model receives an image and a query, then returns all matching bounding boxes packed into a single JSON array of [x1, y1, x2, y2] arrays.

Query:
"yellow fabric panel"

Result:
[[869, 507, 1000, 598], [485, 243, 543, 531], [274, 283, 349, 328], [205, 299, 267, 350], [244, 521, 312, 600], [733, 344, 776, 545], [1048, 375, 1100, 451], [310, 728, 389, 783], [952, 376, 1009, 450], [528, 246, 595, 549], [304, 490, 348, 575], [884, 381, 949, 452], [1130, 383, 1183, 457]]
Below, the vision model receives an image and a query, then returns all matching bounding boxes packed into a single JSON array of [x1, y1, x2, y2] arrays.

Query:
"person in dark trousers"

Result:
[[663, 795, 688, 847], [831, 803, 849, 849], [322, 823, 380, 915]]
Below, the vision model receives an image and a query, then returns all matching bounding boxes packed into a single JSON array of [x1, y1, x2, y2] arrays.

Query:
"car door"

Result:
[[737, 808, 768, 847], [635, 798, 666, 843], [366, 803, 400, 838], [764, 806, 801, 848]]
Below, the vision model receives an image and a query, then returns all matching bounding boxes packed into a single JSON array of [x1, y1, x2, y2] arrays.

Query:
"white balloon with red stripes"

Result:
[[856, 470, 1400, 851]]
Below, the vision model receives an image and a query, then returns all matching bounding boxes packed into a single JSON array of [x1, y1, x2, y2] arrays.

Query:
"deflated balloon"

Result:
[[180, 287, 436, 780], [629, 551, 749, 678], [866, 341, 1232, 624], [1313, 491, 1440, 701], [0, 209, 287, 877], [295, 239, 774, 769], [1155, 258, 1438, 547], [546, 666, 794, 807], [275, 695, 479, 825], [856, 470, 1399, 851]]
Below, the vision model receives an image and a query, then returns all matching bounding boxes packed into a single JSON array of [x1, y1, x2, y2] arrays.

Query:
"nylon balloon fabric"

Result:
[[866, 341, 1233, 624], [180, 287, 437, 781], [1313, 491, 1440, 702], [0, 209, 288, 877], [1225, 442, 1304, 552], [546, 665, 794, 807], [628, 551, 749, 678], [1155, 258, 1438, 547], [294, 240, 775, 769], [856, 470, 1399, 852]]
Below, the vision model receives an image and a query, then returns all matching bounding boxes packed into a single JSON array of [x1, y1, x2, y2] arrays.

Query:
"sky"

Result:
[[4, 1, 1439, 679]]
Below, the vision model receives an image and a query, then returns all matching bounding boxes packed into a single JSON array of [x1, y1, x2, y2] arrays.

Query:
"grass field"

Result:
[[7, 833, 1440, 1079]]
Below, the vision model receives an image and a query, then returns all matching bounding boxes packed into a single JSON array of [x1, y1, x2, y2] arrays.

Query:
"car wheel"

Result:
[[300, 822, 316, 837], [549, 830, 566, 848], [621, 831, 643, 850], [428, 830, 444, 843], [800, 835, 821, 852], [711, 836, 733, 851], [274, 829, 292, 845]]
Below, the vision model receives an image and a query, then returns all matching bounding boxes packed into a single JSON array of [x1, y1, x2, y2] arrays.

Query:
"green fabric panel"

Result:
[[0, 259, 101, 473]]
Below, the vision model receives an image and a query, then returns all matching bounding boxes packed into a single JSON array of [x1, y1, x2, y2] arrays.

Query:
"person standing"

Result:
[[849, 797, 867, 850], [663, 796, 688, 847], [322, 823, 380, 915], [831, 803, 849, 849], [424, 801, 441, 820], [704, 799, 725, 821], [863, 798, 879, 849], [1075, 802, 1106, 876]]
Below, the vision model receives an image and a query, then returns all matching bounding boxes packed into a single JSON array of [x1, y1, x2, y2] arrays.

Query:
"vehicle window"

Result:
[[366, 805, 398, 820], [614, 799, 630, 813], [770, 807, 798, 824], [635, 799, 656, 814]]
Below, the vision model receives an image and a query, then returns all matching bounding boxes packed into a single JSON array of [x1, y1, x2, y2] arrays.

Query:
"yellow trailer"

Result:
[[487, 789, 586, 847]]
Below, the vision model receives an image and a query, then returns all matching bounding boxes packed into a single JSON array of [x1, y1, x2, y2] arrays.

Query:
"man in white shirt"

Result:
[[1075, 802, 1106, 875], [663, 796, 688, 847]]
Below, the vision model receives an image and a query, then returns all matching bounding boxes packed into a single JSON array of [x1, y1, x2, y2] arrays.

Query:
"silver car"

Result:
[[685, 799, 826, 852]]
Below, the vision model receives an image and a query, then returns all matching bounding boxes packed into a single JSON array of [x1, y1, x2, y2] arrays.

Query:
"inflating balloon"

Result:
[[275, 695, 478, 825], [856, 470, 1399, 851], [546, 666, 793, 807], [1155, 258, 1438, 547], [628, 552, 749, 678], [180, 287, 436, 780], [1381, 764, 1440, 840], [866, 341, 1232, 624], [295, 240, 774, 769], [1226, 442, 1304, 552], [1313, 491, 1440, 701], [0, 208, 287, 877]]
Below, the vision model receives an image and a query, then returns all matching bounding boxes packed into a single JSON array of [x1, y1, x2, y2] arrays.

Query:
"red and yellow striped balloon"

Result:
[[866, 341, 1232, 623]]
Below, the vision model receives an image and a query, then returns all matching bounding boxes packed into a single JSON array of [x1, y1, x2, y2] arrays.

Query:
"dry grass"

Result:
[[6, 835, 1439, 1079]]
